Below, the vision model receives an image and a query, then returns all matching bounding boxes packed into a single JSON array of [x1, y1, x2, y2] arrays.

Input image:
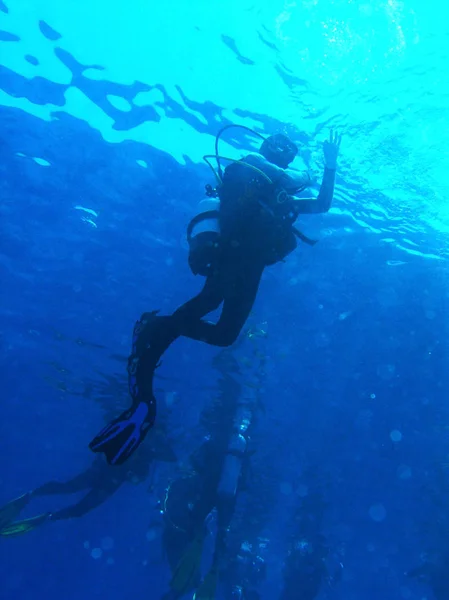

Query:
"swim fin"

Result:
[[89, 400, 156, 465], [89, 311, 166, 465], [0, 513, 50, 537], [169, 530, 206, 595], [193, 567, 218, 600], [0, 493, 31, 531]]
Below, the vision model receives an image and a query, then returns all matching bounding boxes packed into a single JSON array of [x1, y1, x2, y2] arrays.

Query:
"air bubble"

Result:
[[390, 430, 402, 442], [314, 332, 330, 348], [338, 311, 351, 321], [91, 548, 103, 559], [165, 391, 176, 407], [397, 465, 412, 480], [101, 536, 114, 551], [280, 482, 292, 495], [146, 529, 157, 542], [377, 364, 396, 380], [369, 504, 386, 522]]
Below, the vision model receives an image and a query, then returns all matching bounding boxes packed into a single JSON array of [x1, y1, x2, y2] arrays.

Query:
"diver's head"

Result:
[[260, 134, 298, 169]]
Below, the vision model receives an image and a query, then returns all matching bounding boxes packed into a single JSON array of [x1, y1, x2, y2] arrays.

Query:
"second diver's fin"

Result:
[[89, 401, 155, 465], [193, 566, 218, 600], [169, 530, 206, 596], [0, 513, 50, 537], [0, 493, 31, 531]]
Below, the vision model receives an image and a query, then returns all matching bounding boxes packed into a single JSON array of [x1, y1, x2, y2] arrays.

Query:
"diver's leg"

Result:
[[89, 313, 165, 465], [50, 483, 121, 521], [131, 274, 225, 376], [34, 458, 113, 498], [0, 494, 32, 530], [1, 473, 96, 532], [134, 275, 225, 358], [33, 472, 94, 497], [89, 279, 223, 466], [127, 278, 224, 413], [176, 262, 264, 347]]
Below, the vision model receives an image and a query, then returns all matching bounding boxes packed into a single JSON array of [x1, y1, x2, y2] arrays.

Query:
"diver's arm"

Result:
[[293, 166, 336, 214], [293, 130, 342, 214]]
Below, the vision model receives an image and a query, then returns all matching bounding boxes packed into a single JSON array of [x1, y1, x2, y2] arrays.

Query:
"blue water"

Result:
[[1, 1, 449, 599]]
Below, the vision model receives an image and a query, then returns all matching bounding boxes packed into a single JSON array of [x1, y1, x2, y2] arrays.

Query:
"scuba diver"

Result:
[[217, 337, 271, 600], [0, 431, 176, 538], [160, 343, 261, 600], [89, 125, 342, 465]]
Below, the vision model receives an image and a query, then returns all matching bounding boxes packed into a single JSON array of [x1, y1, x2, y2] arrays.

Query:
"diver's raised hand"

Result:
[[323, 130, 342, 170]]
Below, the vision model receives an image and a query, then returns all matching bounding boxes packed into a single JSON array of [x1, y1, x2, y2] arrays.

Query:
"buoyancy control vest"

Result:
[[187, 154, 316, 276], [219, 157, 298, 239], [222, 157, 300, 266]]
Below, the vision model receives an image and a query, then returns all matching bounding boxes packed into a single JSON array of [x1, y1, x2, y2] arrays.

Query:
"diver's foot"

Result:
[[0, 493, 32, 531], [0, 512, 50, 537], [89, 399, 156, 465]]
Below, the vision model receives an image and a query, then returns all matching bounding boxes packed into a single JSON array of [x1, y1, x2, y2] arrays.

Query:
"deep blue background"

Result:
[[1, 6, 449, 600]]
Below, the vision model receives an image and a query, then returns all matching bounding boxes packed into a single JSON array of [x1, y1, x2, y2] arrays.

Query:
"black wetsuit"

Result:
[[139, 155, 336, 355], [35, 459, 125, 520], [89, 153, 336, 465], [35, 438, 174, 519]]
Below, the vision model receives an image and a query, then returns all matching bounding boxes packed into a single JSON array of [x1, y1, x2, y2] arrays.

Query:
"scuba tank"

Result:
[[187, 197, 220, 276], [217, 399, 253, 501], [218, 431, 247, 500]]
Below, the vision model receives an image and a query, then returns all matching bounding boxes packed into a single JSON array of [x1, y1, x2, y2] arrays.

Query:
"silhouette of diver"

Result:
[[89, 125, 341, 465], [160, 344, 262, 600], [0, 431, 176, 537]]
